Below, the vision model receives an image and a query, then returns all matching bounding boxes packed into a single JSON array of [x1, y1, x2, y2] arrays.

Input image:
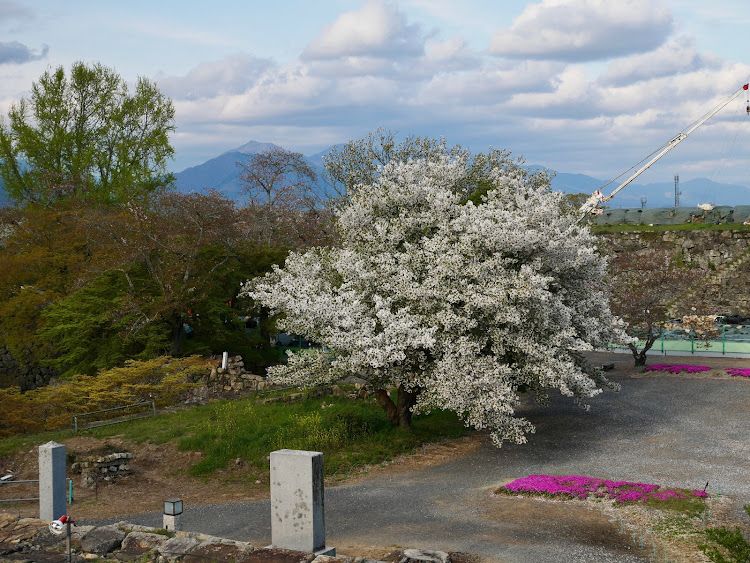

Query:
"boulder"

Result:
[[385, 549, 451, 563], [241, 547, 316, 562], [183, 537, 254, 562], [121, 531, 169, 553], [79, 525, 127, 555], [158, 535, 200, 560]]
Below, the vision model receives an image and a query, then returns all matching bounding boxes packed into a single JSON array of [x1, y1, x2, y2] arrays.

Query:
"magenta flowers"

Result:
[[645, 364, 750, 377], [645, 364, 711, 374], [501, 474, 707, 504]]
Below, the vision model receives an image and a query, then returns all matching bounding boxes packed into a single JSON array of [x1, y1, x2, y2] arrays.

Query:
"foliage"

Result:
[[37, 271, 167, 376], [86, 190, 246, 355], [700, 506, 750, 563], [607, 249, 705, 366], [0, 61, 175, 206], [701, 527, 750, 563], [238, 147, 332, 248], [0, 385, 469, 481], [0, 204, 93, 365], [0, 193, 290, 380], [244, 153, 626, 446], [0, 356, 204, 438], [171, 393, 467, 476], [645, 364, 711, 374], [322, 128, 551, 207], [499, 474, 708, 507]]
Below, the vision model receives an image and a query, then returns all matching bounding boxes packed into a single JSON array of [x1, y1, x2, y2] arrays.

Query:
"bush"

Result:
[[0, 356, 205, 438]]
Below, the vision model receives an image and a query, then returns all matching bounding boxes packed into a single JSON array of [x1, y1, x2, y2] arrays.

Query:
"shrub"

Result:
[[0, 356, 204, 438]]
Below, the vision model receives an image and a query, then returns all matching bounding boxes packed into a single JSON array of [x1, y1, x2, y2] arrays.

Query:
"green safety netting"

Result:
[[593, 206, 750, 226]]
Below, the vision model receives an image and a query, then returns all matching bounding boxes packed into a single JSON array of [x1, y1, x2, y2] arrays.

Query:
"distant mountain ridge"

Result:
[[174, 141, 328, 201], [174, 140, 750, 207]]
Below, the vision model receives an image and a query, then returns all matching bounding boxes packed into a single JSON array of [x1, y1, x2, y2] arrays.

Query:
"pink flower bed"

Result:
[[726, 367, 750, 378], [501, 474, 707, 504], [645, 364, 711, 374]]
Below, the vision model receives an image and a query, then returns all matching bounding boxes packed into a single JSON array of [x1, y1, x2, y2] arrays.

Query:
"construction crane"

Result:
[[579, 82, 750, 216]]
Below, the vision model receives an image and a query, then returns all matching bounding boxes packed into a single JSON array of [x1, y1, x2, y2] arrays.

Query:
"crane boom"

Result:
[[579, 83, 750, 216]]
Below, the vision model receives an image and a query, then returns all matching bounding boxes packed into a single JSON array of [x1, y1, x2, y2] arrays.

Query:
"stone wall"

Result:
[[0, 516, 457, 562], [598, 229, 750, 315], [0, 342, 55, 391]]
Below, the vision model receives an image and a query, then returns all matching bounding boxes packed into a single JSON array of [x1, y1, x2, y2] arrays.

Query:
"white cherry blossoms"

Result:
[[242, 156, 627, 446]]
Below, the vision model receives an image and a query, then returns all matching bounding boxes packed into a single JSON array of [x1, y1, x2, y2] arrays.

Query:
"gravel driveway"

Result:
[[89, 353, 750, 562]]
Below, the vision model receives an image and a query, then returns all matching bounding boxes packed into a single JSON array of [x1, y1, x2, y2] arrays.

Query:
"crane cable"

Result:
[[579, 82, 750, 216]]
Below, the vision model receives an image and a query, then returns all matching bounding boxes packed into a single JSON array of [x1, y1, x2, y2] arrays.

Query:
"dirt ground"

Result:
[[0, 429, 484, 521], [1, 351, 748, 562]]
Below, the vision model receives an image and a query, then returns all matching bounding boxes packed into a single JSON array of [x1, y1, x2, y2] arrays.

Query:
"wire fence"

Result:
[[0, 478, 74, 504], [72, 401, 156, 432]]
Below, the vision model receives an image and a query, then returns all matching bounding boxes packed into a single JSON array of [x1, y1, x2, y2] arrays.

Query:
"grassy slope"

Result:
[[0, 388, 470, 479]]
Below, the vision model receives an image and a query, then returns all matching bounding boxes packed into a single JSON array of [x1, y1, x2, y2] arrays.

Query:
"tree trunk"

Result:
[[375, 384, 419, 428], [629, 334, 657, 367], [169, 313, 183, 355]]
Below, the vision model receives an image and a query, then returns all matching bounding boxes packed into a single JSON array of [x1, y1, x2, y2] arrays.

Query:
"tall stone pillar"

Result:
[[270, 449, 334, 555], [39, 441, 66, 521]]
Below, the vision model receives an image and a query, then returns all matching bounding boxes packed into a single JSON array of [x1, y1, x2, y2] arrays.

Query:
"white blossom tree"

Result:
[[243, 155, 626, 446]]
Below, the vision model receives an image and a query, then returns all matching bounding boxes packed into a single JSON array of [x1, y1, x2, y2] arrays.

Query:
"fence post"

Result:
[[73, 416, 78, 433], [39, 441, 66, 521], [270, 449, 334, 555]]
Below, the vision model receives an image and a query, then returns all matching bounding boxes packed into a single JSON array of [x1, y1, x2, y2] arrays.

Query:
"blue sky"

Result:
[[2, 0, 750, 200]]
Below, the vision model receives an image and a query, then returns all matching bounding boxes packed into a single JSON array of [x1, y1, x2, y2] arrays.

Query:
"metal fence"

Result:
[[609, 325, 750, 357], [0, 478, 73, 504], [72, 401, 156, 432]]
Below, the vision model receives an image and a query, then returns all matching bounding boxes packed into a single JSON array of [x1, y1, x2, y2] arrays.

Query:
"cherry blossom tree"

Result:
[[608, 249, 706, 366], [243, 155, 626, 446]]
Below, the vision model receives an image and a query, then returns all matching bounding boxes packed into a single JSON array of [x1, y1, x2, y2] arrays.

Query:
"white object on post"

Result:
[[270, 450, 334, 556], [221, 351, 228, 370]]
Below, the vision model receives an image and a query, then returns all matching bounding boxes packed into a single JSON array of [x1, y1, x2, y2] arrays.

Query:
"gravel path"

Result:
[[87, 353, 750, 562]]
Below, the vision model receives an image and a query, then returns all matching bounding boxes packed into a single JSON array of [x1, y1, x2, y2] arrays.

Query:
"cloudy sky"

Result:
[[2, 0, 750, 195]]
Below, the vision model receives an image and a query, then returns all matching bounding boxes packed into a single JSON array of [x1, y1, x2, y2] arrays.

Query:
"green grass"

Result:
[[592, 222, 750, 234], [0, 389, 470, 480], [641, 494, 708, 517]]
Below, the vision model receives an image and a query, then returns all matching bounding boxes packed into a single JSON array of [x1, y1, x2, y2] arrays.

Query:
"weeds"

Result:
[[700, 504, 750, 563]]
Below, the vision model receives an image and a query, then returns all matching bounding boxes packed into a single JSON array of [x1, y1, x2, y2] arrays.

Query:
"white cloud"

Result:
[[489, 0, 673, 61], [601, 36, 720, 86], [302, 0, 425, 60], [153, 53, 274, 100]]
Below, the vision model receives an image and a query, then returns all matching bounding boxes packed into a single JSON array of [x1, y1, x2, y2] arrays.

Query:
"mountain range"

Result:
[[1, 140, 748, 208], [175, 140, 750, 209]]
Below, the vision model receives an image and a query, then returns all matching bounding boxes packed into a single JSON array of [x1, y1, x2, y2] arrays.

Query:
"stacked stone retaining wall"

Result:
[[598, 228, 750, 315], [0, 343, 55, 391]]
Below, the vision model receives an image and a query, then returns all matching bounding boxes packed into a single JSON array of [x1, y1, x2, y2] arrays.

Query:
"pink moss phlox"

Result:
[[646, 364, 711, 374], [502, 474, 707, 504], [726, 367, 750, 378]]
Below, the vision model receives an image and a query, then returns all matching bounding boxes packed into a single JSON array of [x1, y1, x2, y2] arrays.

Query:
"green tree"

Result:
[[0, 204, 93, 369], [0, 61, 175, 206], [608, 249, 705, 366], [323, 128, 550, 206]]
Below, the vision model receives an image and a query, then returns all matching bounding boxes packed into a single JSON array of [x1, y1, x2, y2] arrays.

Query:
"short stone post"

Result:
[[163, 498, 183, 531], [39, 441, 66, 521], [270, 449, 334, 555]]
